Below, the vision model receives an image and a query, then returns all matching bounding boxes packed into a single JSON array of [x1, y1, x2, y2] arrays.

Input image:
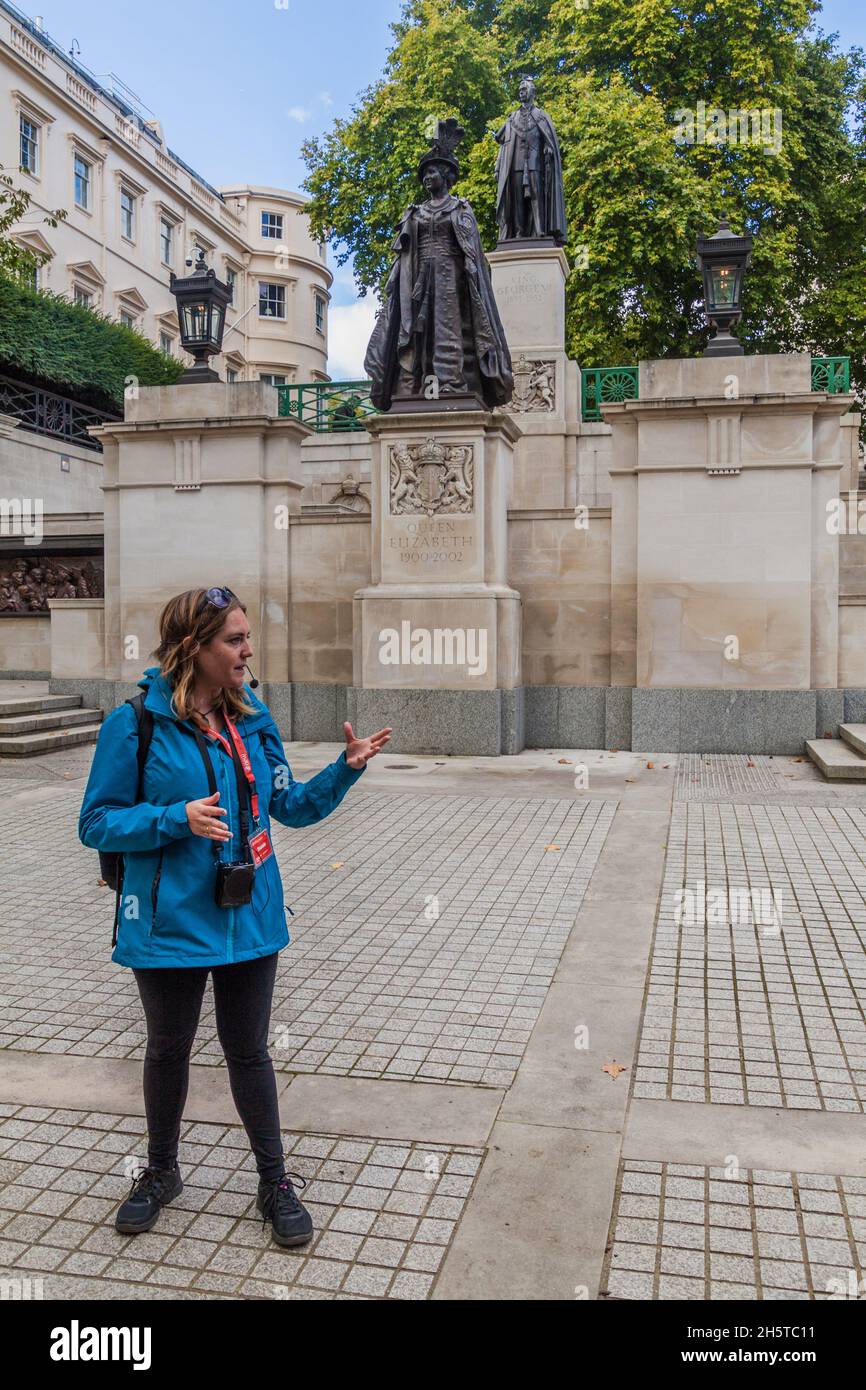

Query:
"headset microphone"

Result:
[[245, 666, 260, 690]]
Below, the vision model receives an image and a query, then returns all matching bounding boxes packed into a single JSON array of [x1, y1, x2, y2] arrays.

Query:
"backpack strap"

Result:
[[129, 693, 155, 793], [111, 694, 155, 950]]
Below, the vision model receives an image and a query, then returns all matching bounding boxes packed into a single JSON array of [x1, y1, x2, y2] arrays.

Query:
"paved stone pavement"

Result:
[[0, 1104, 481, 1300], [1, 695, 865, 1302], [635, 802, 866, 1112], [604, 1160, 866, 1300]]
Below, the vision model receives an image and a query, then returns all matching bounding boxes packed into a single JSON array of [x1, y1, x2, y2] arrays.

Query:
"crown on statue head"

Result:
[[418, 118, 465, 183]]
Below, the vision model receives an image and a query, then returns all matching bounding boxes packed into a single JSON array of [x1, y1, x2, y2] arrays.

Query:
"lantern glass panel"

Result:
[[710, 265, 739, 309], [210, 304, 225, 341], [182, 301, 210, 342]]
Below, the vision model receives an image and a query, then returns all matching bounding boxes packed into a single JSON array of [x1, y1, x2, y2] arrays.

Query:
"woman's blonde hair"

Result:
[[152, 589, 257, 731]]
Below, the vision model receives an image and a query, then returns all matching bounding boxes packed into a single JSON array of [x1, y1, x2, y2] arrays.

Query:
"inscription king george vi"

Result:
[[389, 438, 475, 517]]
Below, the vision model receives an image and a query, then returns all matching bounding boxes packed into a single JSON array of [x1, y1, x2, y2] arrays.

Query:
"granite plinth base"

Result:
[[39, 677, 866, 756]]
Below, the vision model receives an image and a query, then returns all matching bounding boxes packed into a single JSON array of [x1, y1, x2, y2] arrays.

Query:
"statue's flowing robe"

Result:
[[365, 197, 513, 411], [495, 106, 567, 245]]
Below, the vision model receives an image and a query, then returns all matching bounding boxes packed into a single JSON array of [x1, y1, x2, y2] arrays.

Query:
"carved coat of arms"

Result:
[[509, 354, 556, 414], [390, 438, 474, 516]]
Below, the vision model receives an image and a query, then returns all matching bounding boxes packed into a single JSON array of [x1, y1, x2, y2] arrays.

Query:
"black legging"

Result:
[[132, 952, 285, 1184]]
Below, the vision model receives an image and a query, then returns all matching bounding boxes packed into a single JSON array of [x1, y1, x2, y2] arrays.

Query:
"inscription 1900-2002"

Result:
[[390, 518, 474, 564]]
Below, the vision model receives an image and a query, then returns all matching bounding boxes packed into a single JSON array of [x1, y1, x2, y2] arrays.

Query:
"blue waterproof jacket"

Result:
[[78, 667, 366, 969]]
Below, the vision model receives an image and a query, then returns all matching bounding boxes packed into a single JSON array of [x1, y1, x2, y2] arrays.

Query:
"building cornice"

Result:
[[602, 393, 857, 420]]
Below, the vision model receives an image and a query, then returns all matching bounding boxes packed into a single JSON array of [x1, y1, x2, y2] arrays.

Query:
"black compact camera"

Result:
[[214, 861, 256, 907]]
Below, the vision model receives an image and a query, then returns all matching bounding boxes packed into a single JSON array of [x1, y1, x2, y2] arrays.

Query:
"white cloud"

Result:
[[286, 106, 313, 124], [327, 296, 381, 381], [318, 90, 334, 108]]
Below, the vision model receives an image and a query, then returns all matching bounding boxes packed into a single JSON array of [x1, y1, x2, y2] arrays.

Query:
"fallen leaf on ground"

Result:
[[647, 761, 655, 770], [331, 862, 345, 870], [602, 1060, 629, 1079], [545, 845, 561, 852], [558, 759, 572, 765]]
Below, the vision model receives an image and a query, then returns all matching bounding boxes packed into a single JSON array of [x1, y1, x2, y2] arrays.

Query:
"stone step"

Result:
[[0, 723, 104, 757], [839, 724, 866, 757], [0, 708, 104, 737], [0, 694, 83, 717], [805, 738, 866, 781]]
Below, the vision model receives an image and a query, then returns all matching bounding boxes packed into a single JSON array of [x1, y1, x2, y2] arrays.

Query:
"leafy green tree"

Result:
[[302, 0, 865, 411], [535, 0, 866, 393]]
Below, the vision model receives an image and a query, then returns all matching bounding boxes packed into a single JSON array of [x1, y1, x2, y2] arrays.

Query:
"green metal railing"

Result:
[[278, 358, 851, 434], [811, 356, 851, 395], [278, 380, 378, 432], [579, 357, 851, 423], [581, 366, 640, 423]]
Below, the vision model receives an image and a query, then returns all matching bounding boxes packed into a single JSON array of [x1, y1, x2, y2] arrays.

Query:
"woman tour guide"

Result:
[[79, 587, 391, 1247]]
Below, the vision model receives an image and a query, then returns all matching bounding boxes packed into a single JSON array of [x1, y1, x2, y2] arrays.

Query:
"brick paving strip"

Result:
[[635, 801, 866, 1112], [2, 736, 865, 1301], [603, 1161, 866, 1301], [0, 1104, 482, 1300]]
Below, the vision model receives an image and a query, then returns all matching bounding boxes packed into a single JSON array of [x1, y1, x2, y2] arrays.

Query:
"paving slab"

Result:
[[433, 1120, 622, 1301], [625, 1098, 866, 1177]]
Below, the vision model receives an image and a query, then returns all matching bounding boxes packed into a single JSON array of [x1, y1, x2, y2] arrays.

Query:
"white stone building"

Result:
[[0, 1, 332, 384]]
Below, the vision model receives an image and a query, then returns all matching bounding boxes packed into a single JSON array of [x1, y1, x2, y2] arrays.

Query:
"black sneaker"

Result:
[[257, 1171, 313, 1247], [115, 1163, 183, 1234]]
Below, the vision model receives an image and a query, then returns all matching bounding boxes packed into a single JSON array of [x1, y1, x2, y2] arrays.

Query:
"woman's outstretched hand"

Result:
[[344, 722, 392, 770]]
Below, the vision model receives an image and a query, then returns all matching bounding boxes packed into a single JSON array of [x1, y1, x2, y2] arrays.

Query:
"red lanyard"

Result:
[[204, 714, 260, 821]]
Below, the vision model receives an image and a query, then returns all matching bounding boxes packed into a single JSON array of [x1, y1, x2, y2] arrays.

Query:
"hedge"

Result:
[[0, 275, 184, 412]]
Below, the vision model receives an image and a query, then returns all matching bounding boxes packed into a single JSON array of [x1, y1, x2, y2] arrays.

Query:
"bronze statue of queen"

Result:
[[365, 119, 513, 412]]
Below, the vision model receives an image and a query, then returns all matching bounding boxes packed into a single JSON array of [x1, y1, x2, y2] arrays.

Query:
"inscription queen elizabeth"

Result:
[[390, 438, 475, 517]]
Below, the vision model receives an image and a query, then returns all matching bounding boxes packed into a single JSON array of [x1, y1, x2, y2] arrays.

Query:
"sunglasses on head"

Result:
[[200, 586, 240, 613]]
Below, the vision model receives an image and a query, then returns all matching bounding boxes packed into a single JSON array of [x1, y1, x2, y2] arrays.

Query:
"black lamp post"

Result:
[[695, 218, 754, 357], [169, 251, 231, 383]]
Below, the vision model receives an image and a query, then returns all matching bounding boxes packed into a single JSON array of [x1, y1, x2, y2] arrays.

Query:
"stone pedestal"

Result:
[[488, 245, 580, 509], [70, 382, 310, 717], [352, 409, 524, 754], [604, 352, 857, 750]]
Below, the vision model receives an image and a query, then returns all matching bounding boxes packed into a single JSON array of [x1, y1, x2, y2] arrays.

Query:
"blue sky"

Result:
[[24, 0, 866, 375]]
